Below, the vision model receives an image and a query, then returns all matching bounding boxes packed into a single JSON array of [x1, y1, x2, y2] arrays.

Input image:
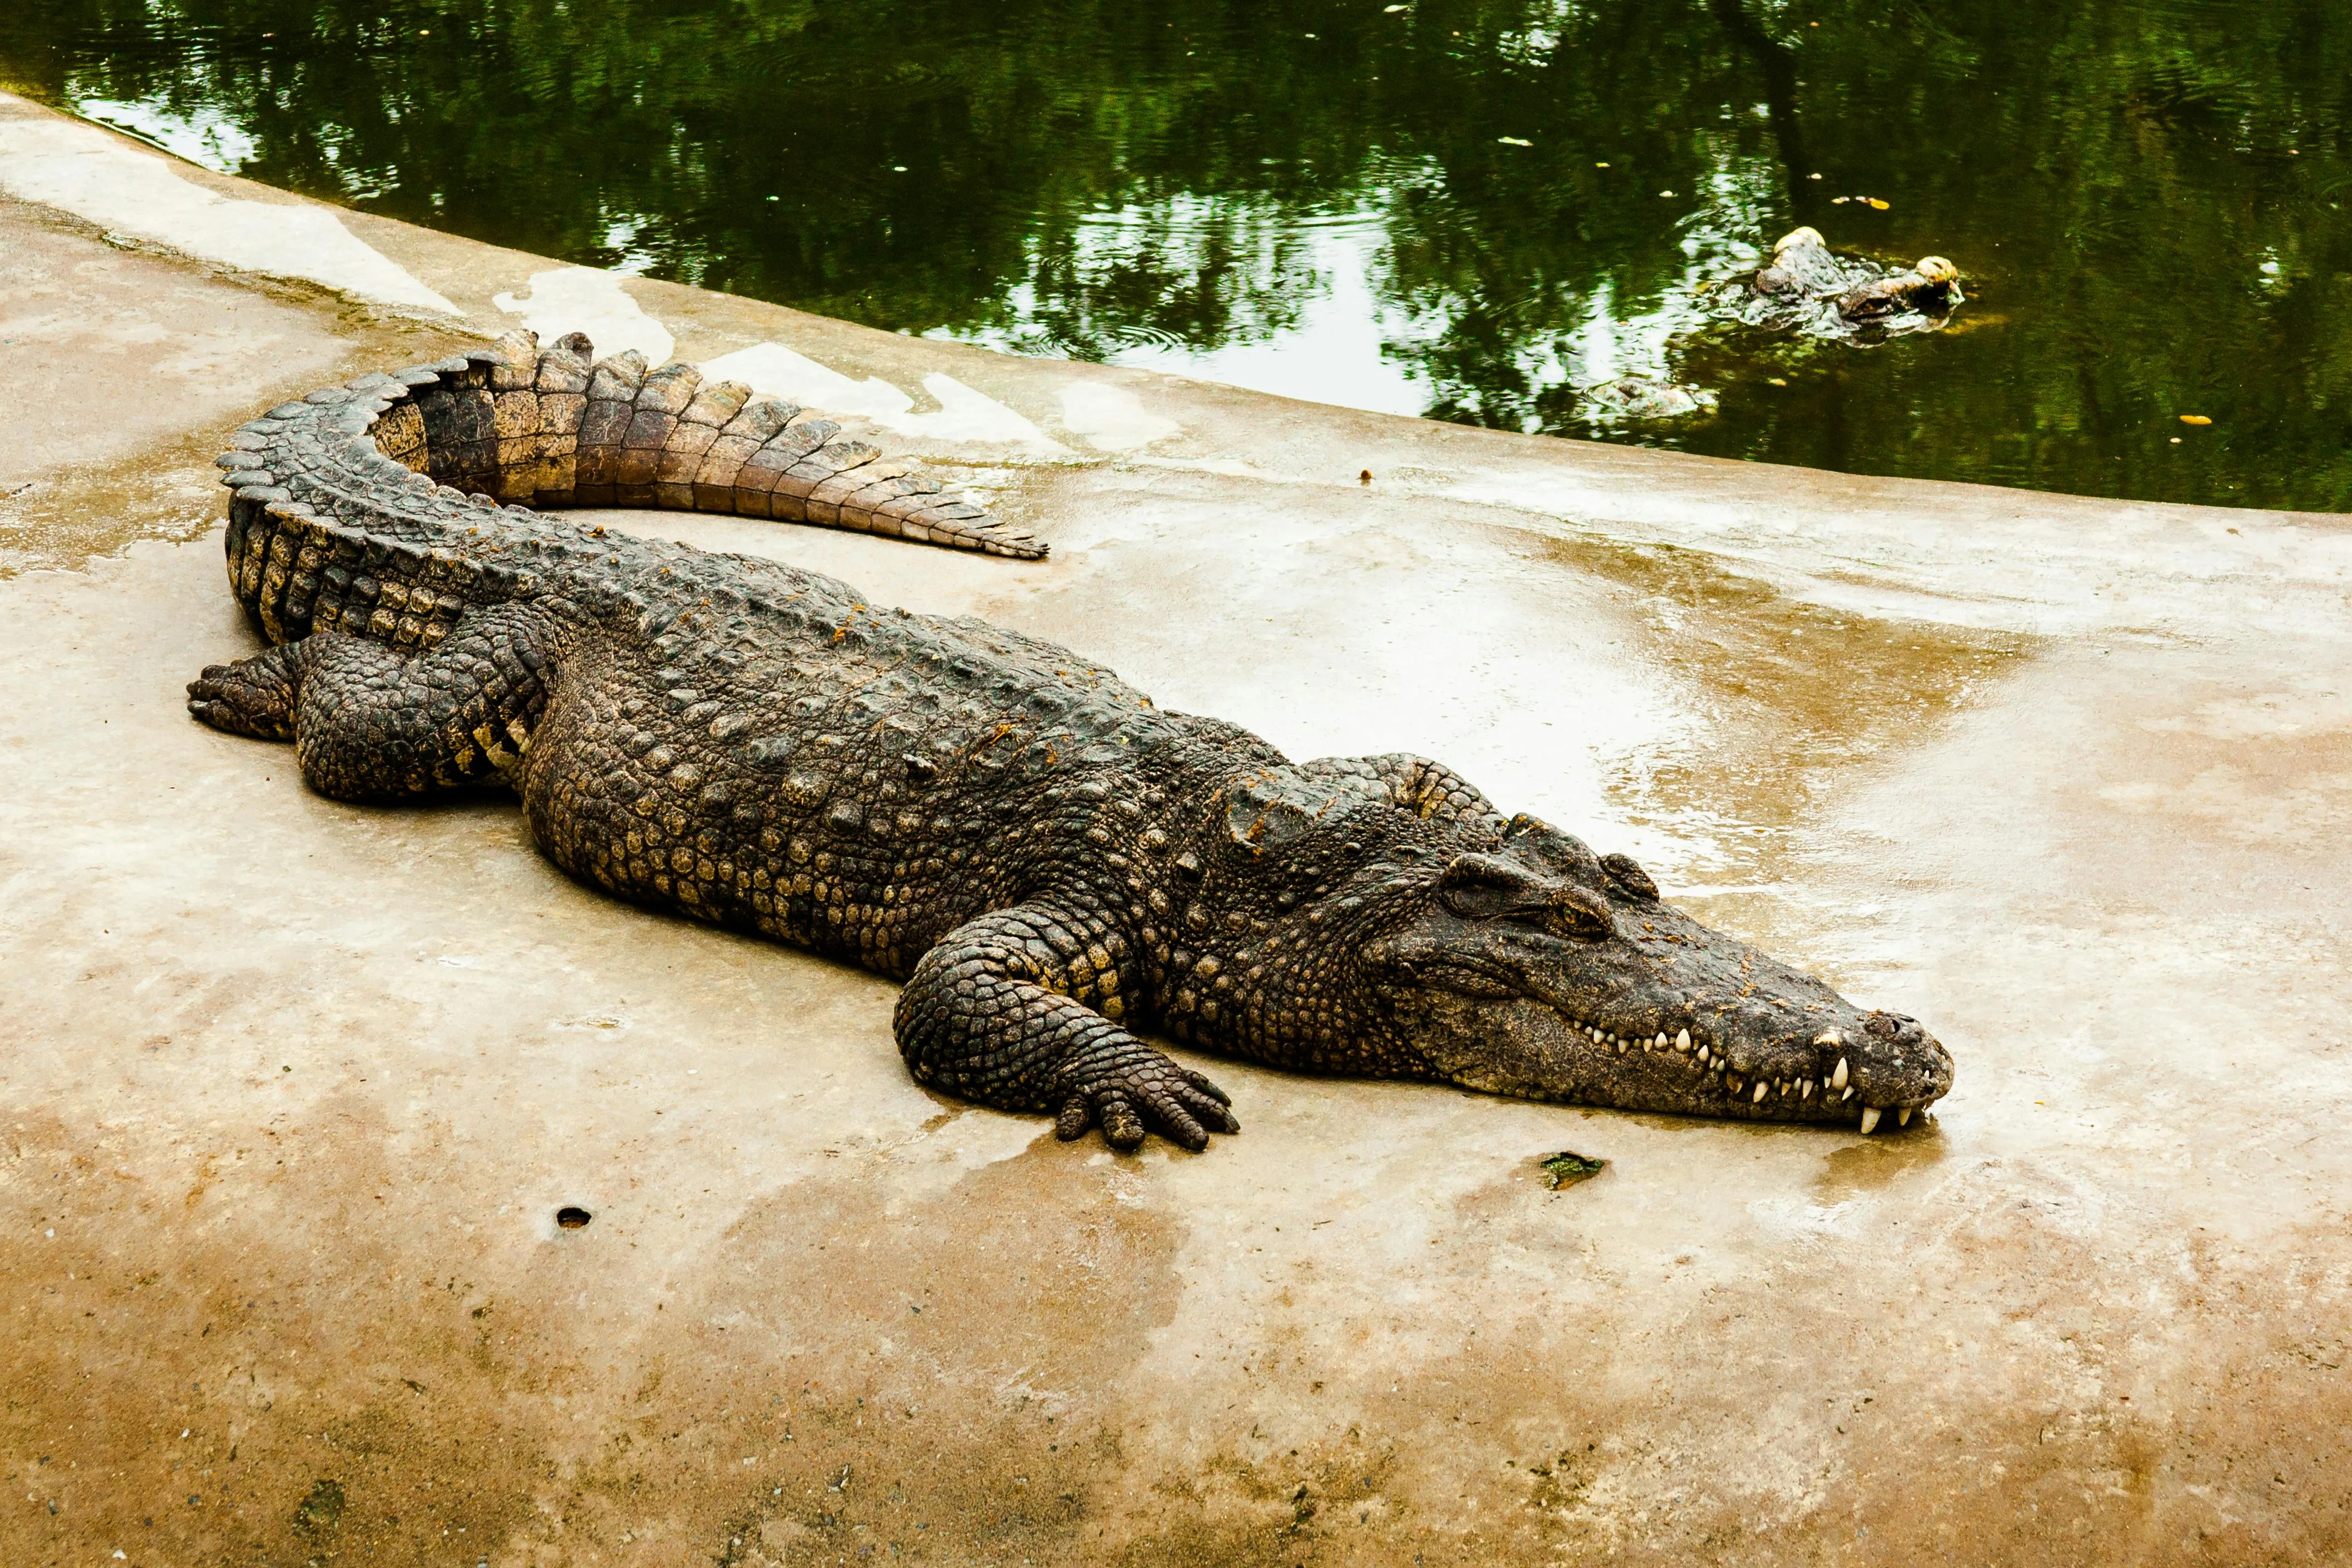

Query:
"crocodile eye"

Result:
[[1547, 898, 1613, 941]]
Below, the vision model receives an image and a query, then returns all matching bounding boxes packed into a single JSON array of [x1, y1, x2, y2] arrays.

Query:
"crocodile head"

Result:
[[1358, 816, 1951, 1131]]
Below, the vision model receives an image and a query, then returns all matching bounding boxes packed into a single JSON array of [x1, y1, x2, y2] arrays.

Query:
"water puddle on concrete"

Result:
[[1532, 530, 2034, 888]]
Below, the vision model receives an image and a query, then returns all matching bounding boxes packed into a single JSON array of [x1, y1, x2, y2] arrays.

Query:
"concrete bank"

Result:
[[3, 90, 2350, 1566]]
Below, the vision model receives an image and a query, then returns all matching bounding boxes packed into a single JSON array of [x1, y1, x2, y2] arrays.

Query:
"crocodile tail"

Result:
[[404, 329, 1047, 560], [220, 489, 498, 651], [217, 353, 543, 648], [214, 331, 1046, 645]]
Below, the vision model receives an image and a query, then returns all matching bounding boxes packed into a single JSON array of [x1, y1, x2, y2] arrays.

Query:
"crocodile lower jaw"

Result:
[[1559, 1014, 1931, 1133]]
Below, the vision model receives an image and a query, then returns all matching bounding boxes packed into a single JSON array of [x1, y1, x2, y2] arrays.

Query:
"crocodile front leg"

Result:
[[187, 605, 563, 803], [895, 902, 1240, 1153]]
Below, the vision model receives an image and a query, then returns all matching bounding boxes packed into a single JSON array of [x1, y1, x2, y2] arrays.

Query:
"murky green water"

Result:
[[7, 0, 2349, 510]]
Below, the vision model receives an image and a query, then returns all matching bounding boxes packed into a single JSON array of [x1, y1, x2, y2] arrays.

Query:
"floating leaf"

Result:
[[1869, 198, 1891, 210], [1497, 136, 1532, 146], [2179, 414, 2213, 426], [1539, 1151, 1608, 1189]]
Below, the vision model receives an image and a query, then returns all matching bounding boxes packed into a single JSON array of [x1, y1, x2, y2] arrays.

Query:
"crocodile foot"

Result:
[[1055, 1057, 1239, 1153], [187, 645, 306, 740]]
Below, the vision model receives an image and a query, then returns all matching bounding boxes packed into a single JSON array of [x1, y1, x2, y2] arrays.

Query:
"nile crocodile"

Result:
[[188, 330, 1953, 1150]]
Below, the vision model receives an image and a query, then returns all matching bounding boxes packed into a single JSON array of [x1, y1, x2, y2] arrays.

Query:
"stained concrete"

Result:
[[3, 93, 2351, 1567]]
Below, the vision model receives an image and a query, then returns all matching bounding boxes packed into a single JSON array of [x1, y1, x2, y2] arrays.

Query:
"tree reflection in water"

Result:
[[4, 0, 2346, 509]]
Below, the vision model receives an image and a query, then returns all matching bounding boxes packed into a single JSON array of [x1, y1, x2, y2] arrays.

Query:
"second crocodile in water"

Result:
[[189, 331, 1953, 1150]]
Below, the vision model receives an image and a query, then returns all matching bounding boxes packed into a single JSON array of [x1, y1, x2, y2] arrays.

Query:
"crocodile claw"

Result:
[[1055, 1062, 1239, 1154]]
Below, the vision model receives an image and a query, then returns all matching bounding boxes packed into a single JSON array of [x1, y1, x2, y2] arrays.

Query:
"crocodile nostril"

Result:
[[555, 1206, 592, 1230], [1865, 1010, 1919, 1042]]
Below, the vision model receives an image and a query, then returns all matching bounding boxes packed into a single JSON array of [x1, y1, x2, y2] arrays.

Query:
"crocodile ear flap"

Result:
[[1436, 853, 1556, 919], [1224, 763, 1392, 853], [1439, 852, 1615, 939]]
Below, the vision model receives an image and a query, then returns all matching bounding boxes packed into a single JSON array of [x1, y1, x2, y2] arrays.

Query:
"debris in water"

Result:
[[1580, 376, 1717, 420], [2179, 414, 2213, 426]]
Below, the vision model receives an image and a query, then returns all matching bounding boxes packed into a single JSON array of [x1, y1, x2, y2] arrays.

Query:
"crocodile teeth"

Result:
[[1654, 1032, 1668, 1049], [1831, 1057, 1850, 1091], [1752, 1081, 1768, 1103], [1675, 1028, 1692, 1051], [1814, 1030, 1841, 1047], [1859, 1106, 1882, 1135], [1898, 1108, 1913, 1127], [1840, 1085, 1854, 1102], [1801, 1079, 1815, 1098]]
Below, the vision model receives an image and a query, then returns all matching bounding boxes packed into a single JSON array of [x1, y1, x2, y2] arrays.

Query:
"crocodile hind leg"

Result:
[[184, 641, 308, 741], [895, 902, 1240, 1153], [187, 605, 562, 803]]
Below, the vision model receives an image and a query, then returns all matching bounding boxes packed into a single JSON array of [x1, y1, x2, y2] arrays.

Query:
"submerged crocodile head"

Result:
[[1354, 816, 1951, 1131]]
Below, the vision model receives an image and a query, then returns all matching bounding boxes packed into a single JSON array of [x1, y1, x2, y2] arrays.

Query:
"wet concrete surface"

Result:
[[0, 193, 465, 574], [4, 95, 2352, 1566]]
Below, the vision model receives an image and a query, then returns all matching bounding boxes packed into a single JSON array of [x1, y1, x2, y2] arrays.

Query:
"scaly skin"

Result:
[[188, 330, 1954, 1151]]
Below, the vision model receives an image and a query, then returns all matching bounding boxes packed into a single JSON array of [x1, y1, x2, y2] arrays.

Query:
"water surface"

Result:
[[5, 0, 2349, 509]]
